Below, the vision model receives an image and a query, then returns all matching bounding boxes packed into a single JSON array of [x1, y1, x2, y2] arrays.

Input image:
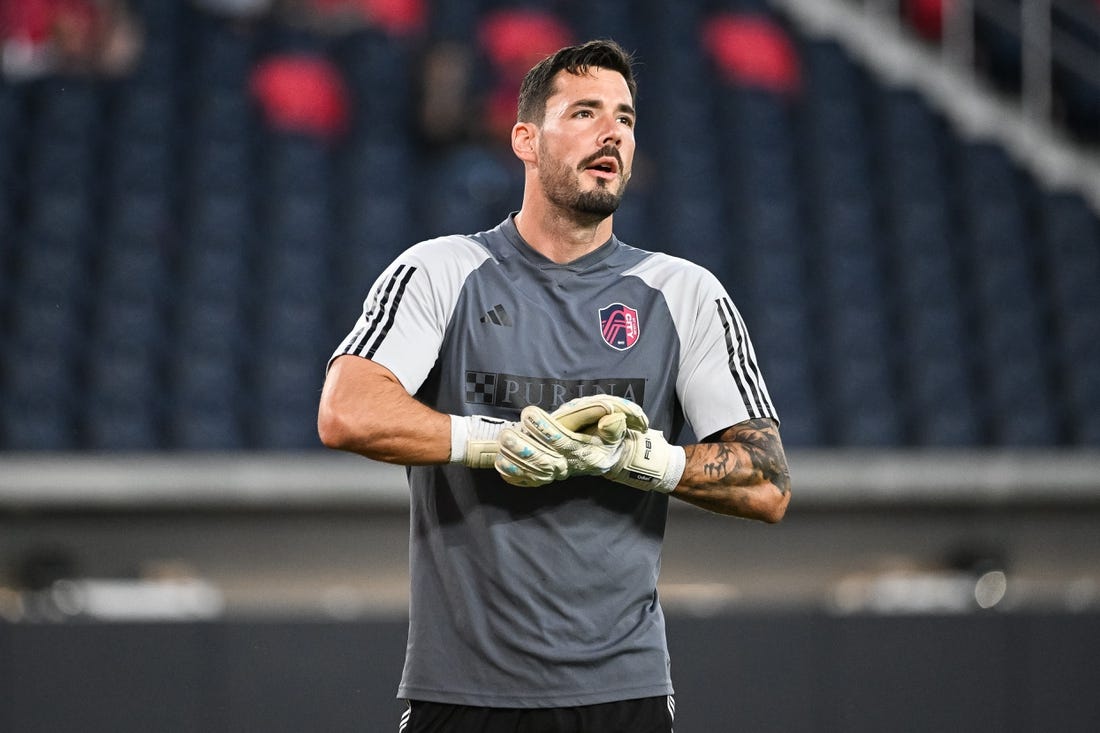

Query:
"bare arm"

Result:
[[317, 355, 451, 464], [673, 418, 791, 522]]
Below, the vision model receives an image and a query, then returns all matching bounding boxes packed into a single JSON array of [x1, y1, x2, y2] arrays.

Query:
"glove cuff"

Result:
[[450, 415, 510, 469], [656, 445, 686, 494]]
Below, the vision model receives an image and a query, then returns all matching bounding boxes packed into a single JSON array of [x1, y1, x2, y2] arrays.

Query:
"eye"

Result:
[[618, 115, 635, 128], [574, 109, 593, 118]]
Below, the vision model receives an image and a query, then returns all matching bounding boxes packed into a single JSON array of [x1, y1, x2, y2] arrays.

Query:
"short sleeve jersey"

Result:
[[331, 215, 777, 708]]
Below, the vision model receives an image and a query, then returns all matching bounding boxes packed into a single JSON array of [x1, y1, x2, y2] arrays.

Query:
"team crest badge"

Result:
[[599, 303, 640, 351]]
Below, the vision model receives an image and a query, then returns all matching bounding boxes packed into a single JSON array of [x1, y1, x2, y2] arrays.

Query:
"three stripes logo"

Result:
[[480, 304, 513, 327], [714, 297, 776, 420], [339, 263, 417, 360]]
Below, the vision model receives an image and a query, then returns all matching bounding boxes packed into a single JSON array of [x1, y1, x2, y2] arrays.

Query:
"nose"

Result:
[[598, 116, 623, 148]]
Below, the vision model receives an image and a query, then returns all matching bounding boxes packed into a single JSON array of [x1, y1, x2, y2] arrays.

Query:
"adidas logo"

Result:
[[480, 304, 513, 327]]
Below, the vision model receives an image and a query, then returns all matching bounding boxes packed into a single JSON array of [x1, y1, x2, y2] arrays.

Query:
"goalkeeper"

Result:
[[318, 39, 789, 733]]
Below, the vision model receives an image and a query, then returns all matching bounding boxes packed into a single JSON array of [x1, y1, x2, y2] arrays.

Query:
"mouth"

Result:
[[583, 156, 620, 180]]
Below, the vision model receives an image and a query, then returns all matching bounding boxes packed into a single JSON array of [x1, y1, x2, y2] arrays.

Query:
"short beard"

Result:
[[539, 146, 628, 222]]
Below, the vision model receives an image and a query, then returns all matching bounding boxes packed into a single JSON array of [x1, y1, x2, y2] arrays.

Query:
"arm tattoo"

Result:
[[709, 418, 791, 495], [702, 442, 735, 480]]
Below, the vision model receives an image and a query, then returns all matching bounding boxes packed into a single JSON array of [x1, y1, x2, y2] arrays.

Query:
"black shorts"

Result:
[[399, 695, 675, 733]]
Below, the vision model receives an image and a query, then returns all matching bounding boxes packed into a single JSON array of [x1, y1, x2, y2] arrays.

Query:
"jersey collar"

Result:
[[499, 213, 621, 271]]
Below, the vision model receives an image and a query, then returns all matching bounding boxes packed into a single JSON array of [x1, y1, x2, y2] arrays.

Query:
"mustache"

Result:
[[578, 146, 624, 172]]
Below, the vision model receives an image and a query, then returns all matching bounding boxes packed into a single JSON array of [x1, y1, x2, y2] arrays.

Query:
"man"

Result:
[[318, 39, 790, 733]]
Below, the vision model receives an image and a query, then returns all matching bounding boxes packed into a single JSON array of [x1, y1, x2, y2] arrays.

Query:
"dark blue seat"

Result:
[[83, 397, 162, 450], [168, 405, 244, 450], [187, 139, 251, 195], [336, 195, 415, 297], [85, 343, 160, 402], [27, 138, 95, 196], [191, 19, 255, 91], [0, 400, 76, 450], [90, 293, 166, 351], [168, 349, 240, 407], [109, 140, 174, 197], [341, 139, 414, 193], [178, 243, 250, 298], [425, 145, 520, 237], [659, 193, 727, 262], [81, 341, 164, 450], [819, 250, 886, 310], [759, 355, 822, 447], [187, 192, 253, 244], [824, 304, 894, 362], [13, 234, 90, 301], [258, 242, 329, 303], [900, 302, 970, 357], [904, 357, 976, 420], [172, 292, 246, 355], [32, 78, 101, 141], [0, 343, 78, 450], [111, 83, 176, 142], [911, 405, 984, 447], [96, 240, 170, 300], [103, 191, 173, 247], [26, 191, 95, 242], [1, 342, 75, 402], [8, 297, 85, 350], [263, 135, 331, 197], [253, 299, 328, 358], [248, 350, 325, 448], [190, 89, 252, 143]]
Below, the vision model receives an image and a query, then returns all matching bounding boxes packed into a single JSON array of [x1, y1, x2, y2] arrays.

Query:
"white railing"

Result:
[[1, 450, 1099, 510], [773, 0, 1100, 212]]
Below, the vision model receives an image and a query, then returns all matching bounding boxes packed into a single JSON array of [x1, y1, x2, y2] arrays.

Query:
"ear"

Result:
[[511, 121, 538, 164]]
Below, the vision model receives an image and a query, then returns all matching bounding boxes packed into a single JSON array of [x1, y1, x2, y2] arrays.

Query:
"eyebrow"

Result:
[[573, 99, 636, 118]]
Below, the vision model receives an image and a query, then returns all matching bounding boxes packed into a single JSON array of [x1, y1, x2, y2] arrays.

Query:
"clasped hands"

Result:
[[493, 396, 685, 494]]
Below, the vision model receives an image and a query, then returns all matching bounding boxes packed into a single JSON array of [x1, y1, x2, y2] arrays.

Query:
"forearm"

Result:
[[318, 356, 451, 464], [672, 418, 791, 522]]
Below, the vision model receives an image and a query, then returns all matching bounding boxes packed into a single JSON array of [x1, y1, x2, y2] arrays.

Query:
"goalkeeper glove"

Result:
[[495, 395, 647, 487], [497, 396, 686, 493]]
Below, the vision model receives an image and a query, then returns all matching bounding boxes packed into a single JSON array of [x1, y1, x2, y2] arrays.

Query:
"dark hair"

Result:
[[516, 39, 637, 123]]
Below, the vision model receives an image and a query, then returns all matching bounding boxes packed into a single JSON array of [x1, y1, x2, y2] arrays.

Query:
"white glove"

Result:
[[497, 396, 686, 493], [494, 395, 647, 487], [449, 415, 515, 469], [602, 425, 686, 493]]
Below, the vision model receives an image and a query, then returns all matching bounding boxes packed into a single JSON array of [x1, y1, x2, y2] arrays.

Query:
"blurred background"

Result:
[[1, 0, 1099, 730]]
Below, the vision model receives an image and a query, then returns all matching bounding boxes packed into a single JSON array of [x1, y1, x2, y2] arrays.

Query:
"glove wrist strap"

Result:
[[450, 415, 508, 469], [656, 445, 687, 494]]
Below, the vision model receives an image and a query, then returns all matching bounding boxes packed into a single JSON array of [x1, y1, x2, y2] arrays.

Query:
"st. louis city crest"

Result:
[[599, 303, 640, 351]]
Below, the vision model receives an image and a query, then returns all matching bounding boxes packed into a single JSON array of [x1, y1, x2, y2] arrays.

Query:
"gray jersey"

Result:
[[332, 216, 776, 707]]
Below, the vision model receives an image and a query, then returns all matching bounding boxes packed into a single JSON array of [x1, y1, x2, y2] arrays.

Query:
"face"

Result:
[[534, 67, 636, 220]]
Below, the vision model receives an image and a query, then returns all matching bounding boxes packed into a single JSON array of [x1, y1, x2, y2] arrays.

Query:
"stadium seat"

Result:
[[26, 138, 95, 197], [25, 191, 95, 243], [0, 400, 77, 450], [186, 139, 252, 196], [83, 396, 163, 450], [8, 296, 85, 350], [168, 405, 245, 450], [190, 89, 253, 143], [12, 234, 91, 302], [90, 293, 166, 351], [108, 139, 175, 197], [32, 78, 102, 141]]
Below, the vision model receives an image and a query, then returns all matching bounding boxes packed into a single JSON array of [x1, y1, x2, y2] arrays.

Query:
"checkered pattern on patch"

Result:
[[465, 371, 497, 404]]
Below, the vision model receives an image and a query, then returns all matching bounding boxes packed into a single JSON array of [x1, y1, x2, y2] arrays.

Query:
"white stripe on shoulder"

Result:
[[399, 234, 495, 274], [621, 250, 728, 351]]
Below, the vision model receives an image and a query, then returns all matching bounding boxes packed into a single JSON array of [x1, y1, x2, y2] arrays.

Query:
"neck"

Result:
[[514, 198, 614, 264]]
